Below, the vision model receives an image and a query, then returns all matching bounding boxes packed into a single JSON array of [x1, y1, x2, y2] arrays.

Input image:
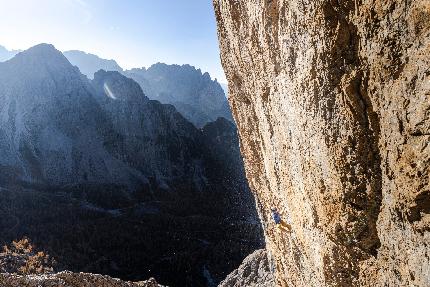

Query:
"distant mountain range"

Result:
[[0, 45, 20, 62], [63, 50, 123, 78], [1, 45, 231, 128], [0, 44, 262, 287], [125, 64, 232, 127], [63, 49, 231, 127]]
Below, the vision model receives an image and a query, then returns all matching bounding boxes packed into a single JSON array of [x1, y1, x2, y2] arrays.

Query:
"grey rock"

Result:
[[125, 63, 232, 127], [62, 50, 231, 127], [0, 44, 136, 187], [218, 249, 275, 287]]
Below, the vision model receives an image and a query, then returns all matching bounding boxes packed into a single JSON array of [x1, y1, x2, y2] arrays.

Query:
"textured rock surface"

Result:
[[214, 0, 429, 286], [0, 272, 163, 287], [218, 249, 274, 287]]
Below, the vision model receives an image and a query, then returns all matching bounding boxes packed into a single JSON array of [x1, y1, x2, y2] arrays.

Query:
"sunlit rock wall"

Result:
[[213, 0, 429, 286]]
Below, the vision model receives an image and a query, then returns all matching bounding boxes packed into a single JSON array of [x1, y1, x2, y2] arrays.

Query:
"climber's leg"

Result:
[[279, 220, 291, 232]]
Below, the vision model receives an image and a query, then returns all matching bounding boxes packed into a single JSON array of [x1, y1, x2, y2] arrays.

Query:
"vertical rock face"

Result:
[[213, 0, 429, 286]]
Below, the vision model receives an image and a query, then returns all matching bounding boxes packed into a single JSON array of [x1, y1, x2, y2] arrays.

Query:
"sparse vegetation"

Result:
[[0, 237, 55, 275]]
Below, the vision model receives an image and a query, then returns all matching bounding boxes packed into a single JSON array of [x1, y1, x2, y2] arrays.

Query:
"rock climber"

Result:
[[271, 207, 291, 232]]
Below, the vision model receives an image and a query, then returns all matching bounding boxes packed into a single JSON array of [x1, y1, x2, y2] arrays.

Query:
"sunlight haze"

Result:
[[0, 0, 227, 82]]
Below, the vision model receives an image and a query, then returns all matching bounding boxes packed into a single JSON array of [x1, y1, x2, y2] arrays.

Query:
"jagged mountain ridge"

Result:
[[0, 44, 263, 287], [125, 64, 232, 127], [61, 49, 232, 127]]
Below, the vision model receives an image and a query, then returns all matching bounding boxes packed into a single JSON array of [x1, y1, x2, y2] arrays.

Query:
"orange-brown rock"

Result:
[[213, 0, 429, 286]]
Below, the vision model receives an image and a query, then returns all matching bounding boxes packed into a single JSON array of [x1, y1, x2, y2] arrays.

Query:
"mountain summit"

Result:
[[0, 43, 134, 186]]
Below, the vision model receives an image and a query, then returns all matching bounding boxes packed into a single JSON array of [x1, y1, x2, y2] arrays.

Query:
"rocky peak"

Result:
[[92, 70, 148, 103], [8, 44, 79, 75], [128, 63, 225, 106], [0, 43, 88, 102], [125, 63, 232, 127]]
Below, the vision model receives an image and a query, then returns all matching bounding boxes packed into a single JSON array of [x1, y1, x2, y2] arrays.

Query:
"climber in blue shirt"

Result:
[[271, 207, 291, 232]]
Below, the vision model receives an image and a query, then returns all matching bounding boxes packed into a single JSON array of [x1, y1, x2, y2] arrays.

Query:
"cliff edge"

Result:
[[214, 0, 429, 286]]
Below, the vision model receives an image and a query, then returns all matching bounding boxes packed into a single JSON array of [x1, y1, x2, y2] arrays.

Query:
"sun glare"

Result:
[[103, 82, 116, 99]]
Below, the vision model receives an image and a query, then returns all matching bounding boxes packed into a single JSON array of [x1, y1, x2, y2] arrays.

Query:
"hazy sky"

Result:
[[0, 0, 227, 82]]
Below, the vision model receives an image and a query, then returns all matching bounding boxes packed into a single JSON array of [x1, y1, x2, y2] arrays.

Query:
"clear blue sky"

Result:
[[0, 0, 226, 82]]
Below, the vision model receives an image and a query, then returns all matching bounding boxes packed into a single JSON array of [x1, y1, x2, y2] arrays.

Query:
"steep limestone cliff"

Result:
[[214, 0, 429, 286]]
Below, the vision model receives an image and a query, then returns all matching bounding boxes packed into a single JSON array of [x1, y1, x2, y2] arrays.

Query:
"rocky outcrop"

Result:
[[64, 50, 123, 79], [0, 272, 163, 287], [218, 249, 274, 287], [125, 64, 232, 127], [214, 0, 429, 286]]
